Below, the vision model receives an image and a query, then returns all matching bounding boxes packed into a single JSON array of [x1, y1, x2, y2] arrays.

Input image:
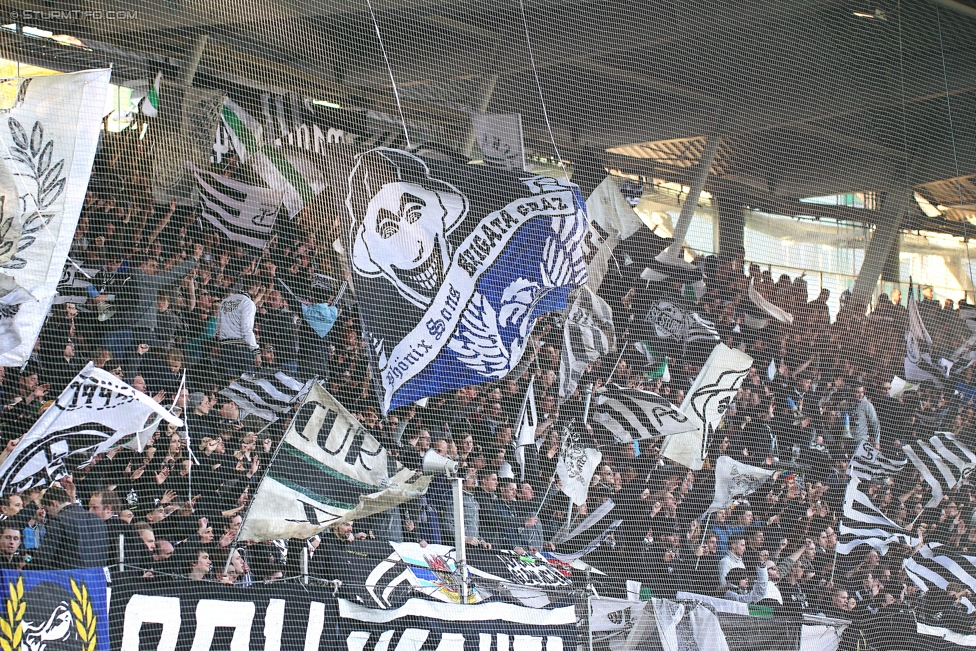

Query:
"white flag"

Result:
[[515, 378, 538, 480], [470, 111, 525, 171], [240, 384, 431, 541], [0, 362, 183, 494], [0, 70, 111, 365], [660, 344, 753, 470], [189, 163, 282, 249], [584, 176, 645, 292], [556, 426, 602, 505], [748, 278, 794, 325], [708, 456, 776, 512]]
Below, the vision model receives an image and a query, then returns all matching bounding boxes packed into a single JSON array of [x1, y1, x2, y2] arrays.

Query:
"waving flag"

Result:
[[346, 149, 589, 413], [905, 282, 946, 386], [590, 383, 695, 443], [902, 432, 976, 507], [0, 362, 182, 495], [190, 163, 282, 249], [239, 384, 431, 541], [0, 70, 110, 365], [708, 456, 777, 512], [583, 175, 644, 292], [836, 476, 918, 554], [558, 286, 616, 400], [849, 439, 908, 481], [660, 344, 753, 470]]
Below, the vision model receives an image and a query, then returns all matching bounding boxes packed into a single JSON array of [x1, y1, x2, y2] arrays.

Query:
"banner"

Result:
[[591, 383, 695, 443], [190, 163, 282, 249], [470, 111, 525, 171], [346, 148, 589, 413], [708, 456, 777, 512], [660, 344, 753, 470], [642, 299, 720, 358], [221, 98, 325, 217], [0, 69, 111, 365], [0, 362, 182, 494], [556, 425, 602, 505], [558, 286, 616, 400], [0, 568, 109, 651], [583, 175, 645, 293], [239, 384, 431, 541]]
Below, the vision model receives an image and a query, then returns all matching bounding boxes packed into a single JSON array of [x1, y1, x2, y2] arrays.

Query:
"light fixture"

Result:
[[853, 8, 886, 19]]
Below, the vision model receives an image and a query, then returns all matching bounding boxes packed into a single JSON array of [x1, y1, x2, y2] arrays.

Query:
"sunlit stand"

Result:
[[421, 449, 467, 602]]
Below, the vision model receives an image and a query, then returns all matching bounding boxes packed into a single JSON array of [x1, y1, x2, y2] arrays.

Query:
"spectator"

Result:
[[31, 486, 108, 570], [0, 527, 25, 570]]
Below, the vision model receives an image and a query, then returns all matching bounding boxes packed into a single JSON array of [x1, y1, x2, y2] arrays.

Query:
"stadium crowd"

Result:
[[2, 128, 976, 649]]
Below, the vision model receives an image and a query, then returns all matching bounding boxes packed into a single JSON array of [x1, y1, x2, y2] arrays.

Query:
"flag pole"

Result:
[[694, 512, 712, 571], [222, 379, 314, 575], [604, 346, 628, 386]]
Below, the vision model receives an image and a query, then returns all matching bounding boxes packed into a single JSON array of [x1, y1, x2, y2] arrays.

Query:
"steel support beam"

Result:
[[665, 133, 722, 257], [852, 187, 914, 308]]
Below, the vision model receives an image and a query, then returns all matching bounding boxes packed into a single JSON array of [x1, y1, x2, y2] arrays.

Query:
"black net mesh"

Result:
[[0, 1, 975, 650]]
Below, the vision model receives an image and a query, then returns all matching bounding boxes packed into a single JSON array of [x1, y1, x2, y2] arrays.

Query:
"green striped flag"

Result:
[[635, 341, 670, 383], [239, 383, 431, 541], [220, 98, 324, 217], [142, 71, 161, 117]]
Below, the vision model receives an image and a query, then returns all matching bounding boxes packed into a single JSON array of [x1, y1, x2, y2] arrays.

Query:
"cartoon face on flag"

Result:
[[346, 148, 589, 413]]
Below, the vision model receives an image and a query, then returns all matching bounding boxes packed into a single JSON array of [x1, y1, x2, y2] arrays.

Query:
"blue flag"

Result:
[[346, 149, 589, 413], [0, 568, 110, 651]]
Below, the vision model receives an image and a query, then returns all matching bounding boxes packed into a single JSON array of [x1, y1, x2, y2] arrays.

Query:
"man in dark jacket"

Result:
[[32, 486, 108, 569]]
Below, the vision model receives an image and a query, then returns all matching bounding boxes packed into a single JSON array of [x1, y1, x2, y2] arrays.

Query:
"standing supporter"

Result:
[[216, 277, 263, 378], [125, 244, 202, 354], [31, 486, 108, 570]]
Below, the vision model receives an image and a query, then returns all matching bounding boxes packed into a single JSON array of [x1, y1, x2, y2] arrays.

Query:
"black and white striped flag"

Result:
[[836, 476, 919, 555], [590, 383, 696, 443], [219, 371, 314, 423], [902, 432, 976, 507], [849, 439, 908, 481], [190, 163, 283, 249], [558, 286, 616, 400]]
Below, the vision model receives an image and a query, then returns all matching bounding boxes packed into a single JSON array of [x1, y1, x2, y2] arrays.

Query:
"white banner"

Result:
[[660, 344, 753, 470], [470, 111, 525, 171], [0, 69, 111, 365], [709, 455, 777, 512], [556, 426, 602, 505], [0, 362, 182, 494], [239, 384, 431, 541]]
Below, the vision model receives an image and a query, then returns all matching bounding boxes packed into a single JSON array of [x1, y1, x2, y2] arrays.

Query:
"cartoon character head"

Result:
[[346, 149, 468, 309]]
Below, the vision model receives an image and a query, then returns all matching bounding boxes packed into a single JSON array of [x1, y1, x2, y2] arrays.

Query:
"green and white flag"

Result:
[[239, 383, 431, 541], [142, 71, 161, 117], [635, 341, 670, 383], [220, 98, 324, 217]]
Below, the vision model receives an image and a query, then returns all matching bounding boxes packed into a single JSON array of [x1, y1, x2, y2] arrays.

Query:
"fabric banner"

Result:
[[558, 286, 616, 400], [556, 425, 602, 505], [0, 362, 182, 494], [0, 69, 111, 365], [836, 476, 918, 555], [905, 283, 946, 386], [151, 83, 226, 204], [848, 439, 907, 480], [583, 176, 644, 293], [708, 455, 777, 512], [591, 383, 696, 443], [902, 432, 976, 507], [189, 163, 282, 249], [470, 111, 525, 171], [747, 278, 794, 326], [221, 98, 325, 217], [660, 344, 753, 470], [0, 568, 109, 651], [642, 299, 720, 358], [346, 148, 589, 413], [239, 383, 431, 541], [338, 598, 578, 651]]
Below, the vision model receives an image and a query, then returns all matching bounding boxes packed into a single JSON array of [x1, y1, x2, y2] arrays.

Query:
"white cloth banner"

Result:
[[0, 362, 182, 494], [0, 69, 111, 365], [584, 176, 645, 292], [240, 383, 431, 541], [556, 426, 602, 505], [470, 111, 525, 171], [709, 455, 777, 512], [660, 344, 753, 470]]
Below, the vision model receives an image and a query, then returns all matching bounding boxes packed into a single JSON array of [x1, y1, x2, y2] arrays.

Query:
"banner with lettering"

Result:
[[345, 148, 589, 413], [239, 384, 431, 541]]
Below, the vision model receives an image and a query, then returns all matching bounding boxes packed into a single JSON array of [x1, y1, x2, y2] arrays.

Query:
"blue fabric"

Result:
[[302, 303, 339, 338], [0, 568, 110, 651]]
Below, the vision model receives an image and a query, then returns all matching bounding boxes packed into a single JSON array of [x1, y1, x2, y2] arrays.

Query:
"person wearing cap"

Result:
[[216, 276, 263, 378]]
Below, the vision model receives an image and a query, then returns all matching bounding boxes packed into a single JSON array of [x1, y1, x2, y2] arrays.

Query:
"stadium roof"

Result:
[[4, 0, 976, 234]]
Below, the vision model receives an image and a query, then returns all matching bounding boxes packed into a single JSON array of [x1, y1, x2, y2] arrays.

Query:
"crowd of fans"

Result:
[[1, 129, 976, 648]]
